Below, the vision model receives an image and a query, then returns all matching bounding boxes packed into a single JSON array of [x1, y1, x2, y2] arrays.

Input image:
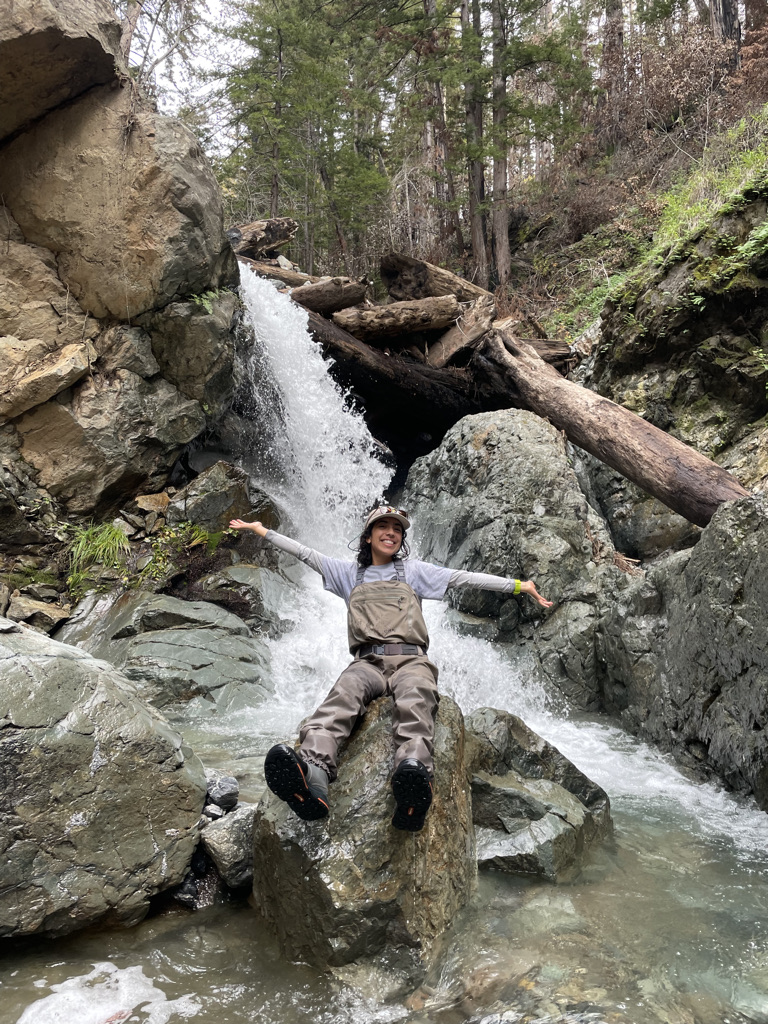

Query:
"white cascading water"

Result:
[[237, 265, 768, 860]]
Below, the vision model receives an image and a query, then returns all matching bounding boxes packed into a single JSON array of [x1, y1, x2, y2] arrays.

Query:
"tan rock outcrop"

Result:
[[15, 371, 205, 512], [0, 339, 95, 419], [0, 227, 97, 348], [0, 83, 236, 320], [0, 0, 120, 143]]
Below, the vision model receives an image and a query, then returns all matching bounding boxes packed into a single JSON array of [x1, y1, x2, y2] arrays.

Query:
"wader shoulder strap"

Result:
[[354, 558, 406, 589]]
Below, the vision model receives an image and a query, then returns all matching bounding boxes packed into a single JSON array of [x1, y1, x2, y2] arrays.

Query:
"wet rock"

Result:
[[598, 495, 768, 809], [0, 617, 206, 937], [405, 409, 622, 709], [195, 564, 293, 635], [166, 461, 252, 533], [0, 0, 120, 143], [466, 709, 611, 880], [201, 803, 257, 888], [203, 804, 225, 820], [0, 82, 236, 320], [205, 770, 239, 810], [55, 590, 272, 709], [6, 595, 70, 633], [19, 584, 59, 602], [252, 695, 475, 968]]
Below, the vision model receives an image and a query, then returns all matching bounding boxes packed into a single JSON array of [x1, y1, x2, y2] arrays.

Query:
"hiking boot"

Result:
[[264, 743, 330, 821], [391, 758, 433, 832]]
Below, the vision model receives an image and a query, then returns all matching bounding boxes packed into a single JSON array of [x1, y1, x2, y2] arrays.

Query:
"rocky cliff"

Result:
[[0, 0, 237, 531]]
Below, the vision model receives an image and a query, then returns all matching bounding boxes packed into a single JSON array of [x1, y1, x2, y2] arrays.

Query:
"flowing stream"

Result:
[[5, 268, 768, 1024]]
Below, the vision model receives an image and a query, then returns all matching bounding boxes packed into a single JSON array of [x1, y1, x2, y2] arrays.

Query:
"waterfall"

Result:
[[235, 265, 768, 860]]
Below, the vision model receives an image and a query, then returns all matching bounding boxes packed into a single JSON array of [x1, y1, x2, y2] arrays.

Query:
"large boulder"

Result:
[[166, 461, 252, 533], [0, 618, 206, 937], [14, 370, 205, 513], [598, 495, 768, 809], [252, 695, 475, 968], [0, 0, 120, 143], [465, 708, 612, 882], [405, 409, 622, 708], [0, 82, 236, 321], [56, 590, 272, 709], [139, 294, 239, 419]]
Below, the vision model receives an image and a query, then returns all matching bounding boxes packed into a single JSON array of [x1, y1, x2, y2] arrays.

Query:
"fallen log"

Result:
[[227, 217, 298, 259], [332, 296, 461, 343], [291, 277, 367, 315], [237, 255, 316, 288], [307, 311, 518, 463], [427, 295, 496, 368], [485, 327, 749, 527], [381, 252, 492, 303]]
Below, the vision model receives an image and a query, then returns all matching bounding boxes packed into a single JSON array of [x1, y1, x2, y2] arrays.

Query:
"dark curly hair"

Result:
[[355, 525, 410, 568]]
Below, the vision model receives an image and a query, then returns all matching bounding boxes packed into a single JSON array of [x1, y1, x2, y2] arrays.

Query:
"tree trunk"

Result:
[[710, 0, 741, 45], [462, 0, 489, 290], [332, 297, 462, 343], [485, 330, 749, 527], [119, 0, 143, 64], [491, 0, 511, 287], [228, 218, 299, 259], [290, 277, 368, 314], [237, 256, 316, 287], [602, 0, 625, 140], [427, 295, 496, 367], [381, 252, 492, 302]]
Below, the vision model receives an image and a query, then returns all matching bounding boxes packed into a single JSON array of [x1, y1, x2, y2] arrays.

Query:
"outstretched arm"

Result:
[[229, 520, 325, 574], [447, 568, 553, 610]]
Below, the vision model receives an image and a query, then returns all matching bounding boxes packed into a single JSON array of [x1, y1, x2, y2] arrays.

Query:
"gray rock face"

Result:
[[195, 564, 295, 636], [572, 447, 700, 560], [139, 294, 239, 419], [466, 708, 612, 881], [0, 618, 206, 937], [405, 409, 622, 708], [201, 803, 257, 889], [252, 696, 475, 968], [166, 461, 252, 533], [0, 0, 121, 143], [55, 591, 273, 709], [598, 496, 768, 809]]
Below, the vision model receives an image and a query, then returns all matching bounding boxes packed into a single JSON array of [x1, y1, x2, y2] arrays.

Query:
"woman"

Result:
[[230, 505, 552, 832]]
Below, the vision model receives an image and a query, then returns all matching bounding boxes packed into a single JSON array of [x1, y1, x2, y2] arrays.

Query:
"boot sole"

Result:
[[264, 746, 329, 821], [392, 765, 433, 832]]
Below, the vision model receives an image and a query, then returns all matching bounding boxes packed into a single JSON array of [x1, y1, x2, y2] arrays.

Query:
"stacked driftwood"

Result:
[[232, 219, 748, 526]]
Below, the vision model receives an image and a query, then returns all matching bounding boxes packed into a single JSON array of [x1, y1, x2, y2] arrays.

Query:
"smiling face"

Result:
[[367, 516, 404, 565]]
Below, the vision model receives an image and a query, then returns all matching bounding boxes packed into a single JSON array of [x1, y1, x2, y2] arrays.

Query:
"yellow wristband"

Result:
[[514, 580, 522, 595]]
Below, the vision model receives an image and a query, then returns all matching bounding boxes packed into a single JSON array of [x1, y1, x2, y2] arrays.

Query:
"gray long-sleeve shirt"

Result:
[[264, 530, 520, 607]]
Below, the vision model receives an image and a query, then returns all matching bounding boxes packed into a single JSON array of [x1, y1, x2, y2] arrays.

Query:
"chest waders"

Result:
[[298, 559, 440, 781]]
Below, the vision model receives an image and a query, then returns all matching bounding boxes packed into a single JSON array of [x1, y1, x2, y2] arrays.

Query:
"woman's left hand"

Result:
[[521, 580, 553, 609]]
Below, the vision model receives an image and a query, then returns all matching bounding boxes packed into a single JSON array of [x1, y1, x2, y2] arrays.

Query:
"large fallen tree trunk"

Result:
[[237, 255, 317, 288], [486, 328, 749, 527], [307, 312, 519, 461], [291, 277, 367, 315], [332, 295, 462, 343], [227, 217, 299, 259], [381, 252, 492, 303], [426, 295, 496, 368]]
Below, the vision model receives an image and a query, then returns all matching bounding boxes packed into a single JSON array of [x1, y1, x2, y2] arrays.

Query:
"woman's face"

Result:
[[367, 516, 403, 564]]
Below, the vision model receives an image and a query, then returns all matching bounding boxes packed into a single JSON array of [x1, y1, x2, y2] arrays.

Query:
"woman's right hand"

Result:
[[229, 519, 268, 538]]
